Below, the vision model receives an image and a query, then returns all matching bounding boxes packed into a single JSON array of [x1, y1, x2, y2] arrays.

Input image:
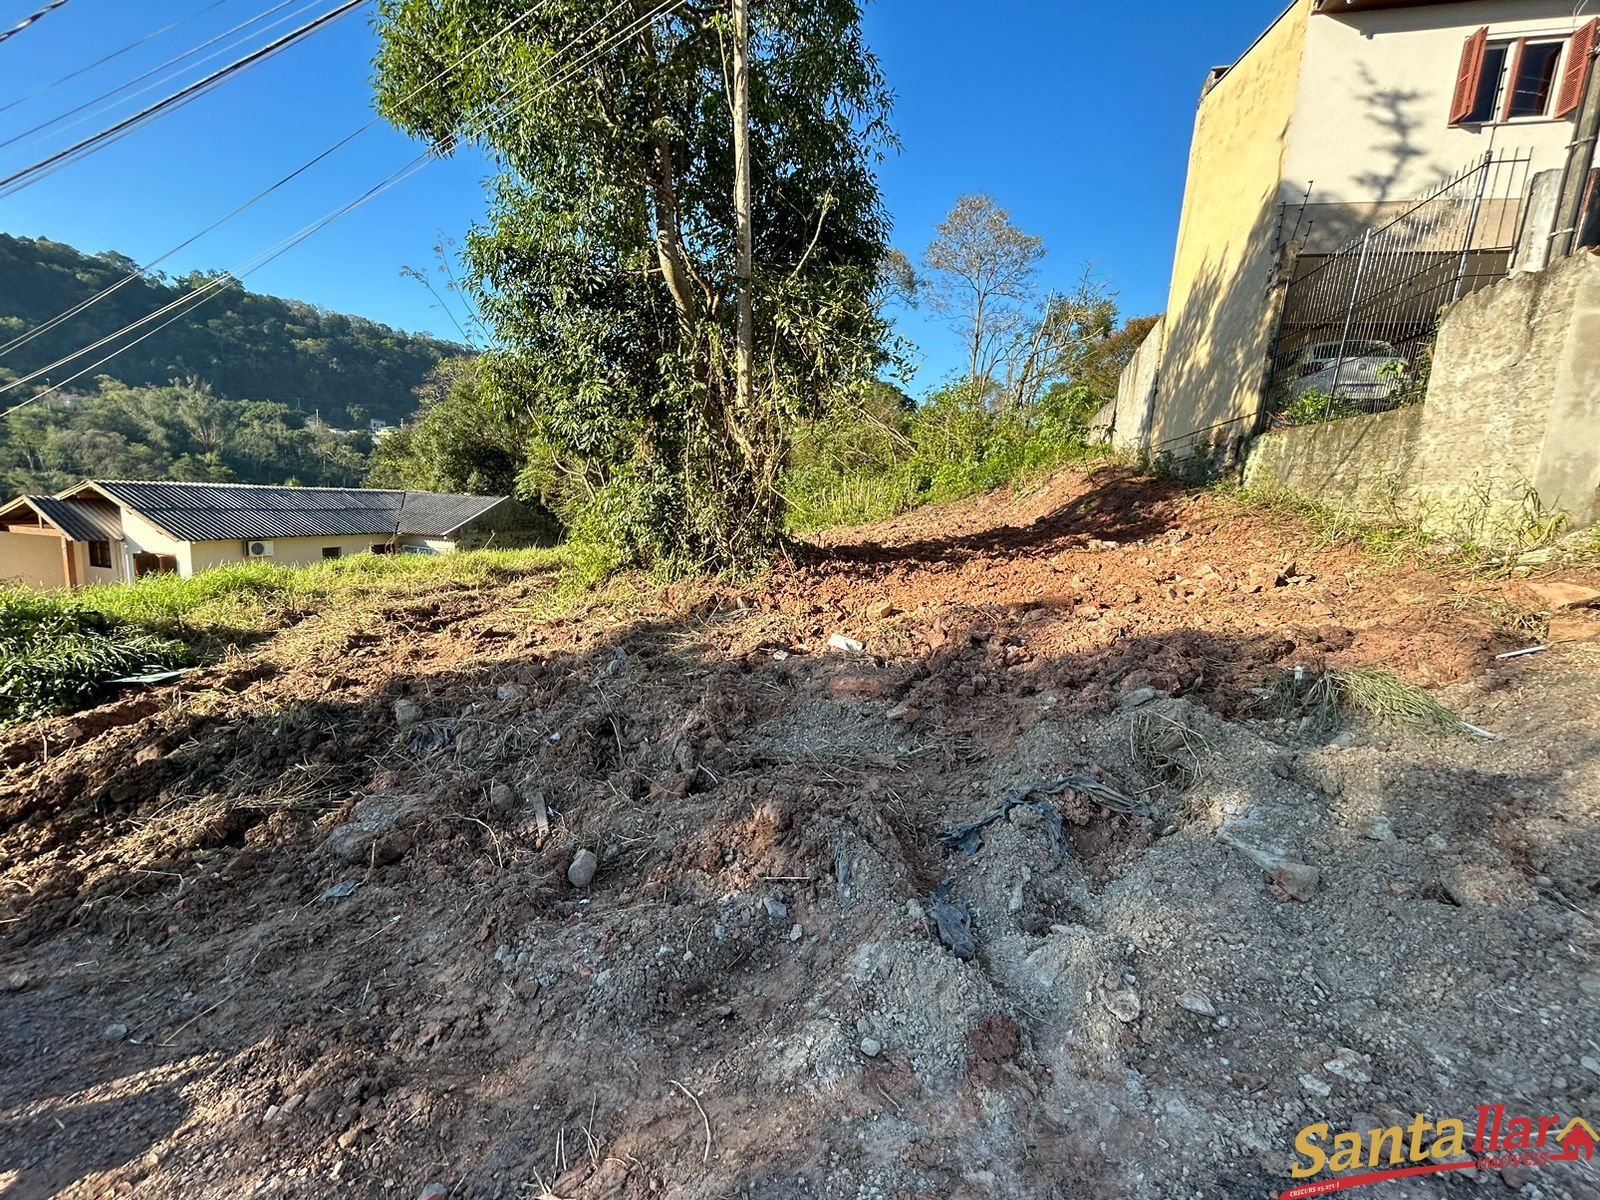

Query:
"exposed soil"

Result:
[[3, 467, 1599, 1200]]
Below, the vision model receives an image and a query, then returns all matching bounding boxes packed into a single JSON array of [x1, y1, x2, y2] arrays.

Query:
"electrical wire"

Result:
[[0, 0, 365, 197], [0, 0, 69, 47], [0, 0, 689, 415], [0, 0, 234, 116], [0, 0, 305, 154], [0, 0, 551, 358]]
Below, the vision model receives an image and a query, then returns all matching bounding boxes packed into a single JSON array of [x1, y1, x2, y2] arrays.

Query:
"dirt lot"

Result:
[[3, 467, 1599, 1200]]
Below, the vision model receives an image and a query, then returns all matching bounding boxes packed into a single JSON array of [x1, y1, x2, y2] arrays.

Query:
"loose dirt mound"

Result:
[[3, 467, 1598, 1200]]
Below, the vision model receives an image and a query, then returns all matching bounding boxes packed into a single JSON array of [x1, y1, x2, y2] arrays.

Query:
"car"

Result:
[[1286, 339, 1406, 402]]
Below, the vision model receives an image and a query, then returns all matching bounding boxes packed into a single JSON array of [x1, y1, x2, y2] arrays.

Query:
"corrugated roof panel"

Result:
[[28, 497, 124, 542], [76, 481, 505, 542]]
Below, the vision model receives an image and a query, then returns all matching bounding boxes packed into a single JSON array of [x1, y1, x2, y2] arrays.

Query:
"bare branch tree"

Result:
[[922, 194, 1045, 386]]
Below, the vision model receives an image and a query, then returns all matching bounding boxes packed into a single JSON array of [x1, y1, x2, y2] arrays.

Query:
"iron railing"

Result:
[[1264, 150, 1532, 426]]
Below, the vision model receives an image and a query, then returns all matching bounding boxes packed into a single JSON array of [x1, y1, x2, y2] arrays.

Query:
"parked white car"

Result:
[[1287, 340, 1406, 402]]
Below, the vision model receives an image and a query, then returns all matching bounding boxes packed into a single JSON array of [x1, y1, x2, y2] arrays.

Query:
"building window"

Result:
[[88, 540, 112, 568], [1460, 43, 1510, 123], [1504, 41, 1566, 119], [322, 547, 342, 560], [1452, 22, 1597, 125], [371, 543, 395, 555]]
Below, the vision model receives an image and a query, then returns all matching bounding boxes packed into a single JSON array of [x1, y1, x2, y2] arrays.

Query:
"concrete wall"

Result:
[[1154, 1, 1309, 457], [1244, 252, 1600, 533], [1108, 317, 1164, 453], [0, 532, 67, 589]]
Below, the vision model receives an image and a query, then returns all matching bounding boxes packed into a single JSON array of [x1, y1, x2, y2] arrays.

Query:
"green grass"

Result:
[[72, 546, 575, 634], [0, 546, 582, 726], [1211, 481, 1429, 561], [0, 587, 194, 724]]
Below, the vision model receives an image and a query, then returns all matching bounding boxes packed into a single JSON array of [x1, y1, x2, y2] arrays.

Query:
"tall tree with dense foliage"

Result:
[[372, 0, 895, 567], [366, 357, 529, 495]]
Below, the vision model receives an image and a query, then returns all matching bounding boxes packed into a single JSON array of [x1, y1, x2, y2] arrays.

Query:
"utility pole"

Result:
[[731, 0, 753, 416]]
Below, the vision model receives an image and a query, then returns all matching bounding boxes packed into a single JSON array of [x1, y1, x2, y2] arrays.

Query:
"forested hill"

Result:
[[0, 235, 465, 427]]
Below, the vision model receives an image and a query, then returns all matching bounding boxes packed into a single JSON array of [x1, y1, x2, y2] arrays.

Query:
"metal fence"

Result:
[[1264, 150, 1532, 426]]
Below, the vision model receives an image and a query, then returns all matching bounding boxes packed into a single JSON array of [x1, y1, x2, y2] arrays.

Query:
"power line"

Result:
[[0, 0, 303, 151], [0, 0, 690, 415], [0, 0, 552, 359], [0, 0, 69, 47], [0, 0, 234, 116], [0, 1, 360, 193]]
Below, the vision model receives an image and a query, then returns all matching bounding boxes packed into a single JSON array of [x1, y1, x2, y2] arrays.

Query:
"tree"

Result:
[[372, 0, 895, 568], [922, 195, 1045, 387], [365, 357, 530, 495]]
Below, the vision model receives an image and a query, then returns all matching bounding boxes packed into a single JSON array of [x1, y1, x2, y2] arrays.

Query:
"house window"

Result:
[[371, 543, 395, 555], [1452, 22, 1597, 125], [1504, 41, 1566, 119], [322, 547, 342, 560], [1459, 43, 1510, 123], [88, 540, 112, 568]]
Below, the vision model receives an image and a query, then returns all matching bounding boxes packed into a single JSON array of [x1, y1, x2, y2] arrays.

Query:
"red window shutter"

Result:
[[1450, 27, 1489, 124], [1555, 18, 1598, 118]]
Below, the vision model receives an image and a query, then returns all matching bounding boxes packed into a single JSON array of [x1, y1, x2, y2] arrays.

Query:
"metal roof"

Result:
[[56, 481, 510, 542], [0, 495, 123, 542]]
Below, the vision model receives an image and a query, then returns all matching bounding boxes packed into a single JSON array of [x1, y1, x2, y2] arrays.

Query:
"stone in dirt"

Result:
[[827, 633, 866, 655], [567, 848, 598, 888], [103, 1023, 128, 1040], [1177, 993, 1216, 1018], [886, 701, 920, 724], [1104, 990, 1141, 1023], [1217, 821, 1319, 900], [859, 1036, 883, 1058], [1117, 686, 1159, 711], [1324, 1048, 1372, 1084], [762, 896, 788, 919], [1525, 581, 1600, 611], [3, 969, 28, 992], [418, 1186, 449, 1200], [393, 698, 424, 726]]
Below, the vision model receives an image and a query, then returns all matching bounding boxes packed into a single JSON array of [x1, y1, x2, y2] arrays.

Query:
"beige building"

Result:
[[0, 480, 546, 590], [1124, 0, 1598, 458]]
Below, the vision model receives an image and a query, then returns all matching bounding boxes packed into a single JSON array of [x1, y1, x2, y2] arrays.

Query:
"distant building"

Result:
[[0, 480, 547, 590]]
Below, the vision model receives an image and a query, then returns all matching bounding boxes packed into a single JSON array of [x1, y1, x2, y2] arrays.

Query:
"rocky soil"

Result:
[[2, 467, 1598, 1200]]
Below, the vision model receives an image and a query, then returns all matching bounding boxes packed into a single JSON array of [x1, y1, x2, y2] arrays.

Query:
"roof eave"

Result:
[[58, 479, 185, 540]]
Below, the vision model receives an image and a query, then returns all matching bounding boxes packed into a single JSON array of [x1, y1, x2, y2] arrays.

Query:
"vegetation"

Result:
[[0, 234, 463, 427], [782, 195, 1158, 530], [0, 545, 614, 724], [366, 358, 529, 495], [784, 376, 1104, 530], [373, 0, 896, 569], [1, 376, 376, 496], [0, 587, 192, 724], [1304, 667, 1470, 736]]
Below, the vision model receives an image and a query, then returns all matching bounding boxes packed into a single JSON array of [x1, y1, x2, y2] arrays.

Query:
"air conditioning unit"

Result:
[[246, 540, 275, 558]]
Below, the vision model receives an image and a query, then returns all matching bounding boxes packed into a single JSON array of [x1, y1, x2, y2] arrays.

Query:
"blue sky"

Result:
[[0, 0, 1283, 391]]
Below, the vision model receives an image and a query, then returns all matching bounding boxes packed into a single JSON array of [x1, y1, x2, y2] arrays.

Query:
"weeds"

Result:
[[1302, 668, 1467, 736], [783, 379, 1104, 532], [0, 587, 193, 724], [1129, 709, 1208, 791]]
